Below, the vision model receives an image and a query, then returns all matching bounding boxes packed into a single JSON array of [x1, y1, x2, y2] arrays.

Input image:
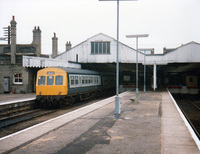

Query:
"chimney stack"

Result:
[[163, 47, 166, 54], [52, 32, 58, 58], [32, 26, 41, 57], [10, 16, 17, 64], [66, 41, 71, 51]]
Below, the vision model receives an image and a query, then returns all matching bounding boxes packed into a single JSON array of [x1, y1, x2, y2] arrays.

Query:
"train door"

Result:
[[4, 77, 10, 93]]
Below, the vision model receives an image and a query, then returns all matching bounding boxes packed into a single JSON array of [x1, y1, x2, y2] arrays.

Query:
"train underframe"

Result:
[[36, 88, 115, 108]]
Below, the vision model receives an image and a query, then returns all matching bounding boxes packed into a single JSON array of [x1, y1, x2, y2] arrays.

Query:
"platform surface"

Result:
[[0, 93, 36, 105], [0, 91, 199, 153]]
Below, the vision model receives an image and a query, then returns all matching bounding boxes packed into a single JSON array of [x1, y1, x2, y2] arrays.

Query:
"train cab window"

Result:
[[56, 76, 63, 85], [38, 76, 45, 85], [47, 76, 54, 85]]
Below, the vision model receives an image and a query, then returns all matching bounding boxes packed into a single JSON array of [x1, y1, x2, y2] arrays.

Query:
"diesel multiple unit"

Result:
[[36, 67, 114, 107]]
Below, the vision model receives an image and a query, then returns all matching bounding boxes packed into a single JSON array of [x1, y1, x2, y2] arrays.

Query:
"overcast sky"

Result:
[[0, 0, 200, 54]]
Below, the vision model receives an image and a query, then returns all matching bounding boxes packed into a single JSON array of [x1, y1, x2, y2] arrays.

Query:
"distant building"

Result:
[[138, 48, 154, 55], [0, 16, 48, 94]]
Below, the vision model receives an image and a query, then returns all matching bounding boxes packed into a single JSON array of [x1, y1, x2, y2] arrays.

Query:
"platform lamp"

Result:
[[99, 0, 138, 119], [126, 34, 149, 96]]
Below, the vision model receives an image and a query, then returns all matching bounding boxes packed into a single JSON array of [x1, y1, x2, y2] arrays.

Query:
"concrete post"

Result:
[[153, 62, 157, 91], [10, 16, 17, 64]]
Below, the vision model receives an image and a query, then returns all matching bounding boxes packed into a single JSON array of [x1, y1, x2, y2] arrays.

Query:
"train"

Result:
[[36, 67, 115, 108]]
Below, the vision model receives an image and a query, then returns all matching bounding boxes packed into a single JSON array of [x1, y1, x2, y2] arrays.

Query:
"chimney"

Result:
[[66, 41, 71, 51], [32, 26, 41, 57], [163, 47, 166, 53], [10, 16, 17, 64], [151, 49, 155, 54], [52, 33, 58, 58]]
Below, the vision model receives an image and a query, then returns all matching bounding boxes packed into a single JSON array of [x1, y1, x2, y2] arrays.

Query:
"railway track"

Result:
[[172, 94, 200, 139], [0, 109, 58, 129], [0, 94, 113, 138]]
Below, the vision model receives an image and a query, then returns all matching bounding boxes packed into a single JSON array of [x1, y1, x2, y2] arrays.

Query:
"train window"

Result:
[[79, 76, 81, 84], [95, 77, 98, 84], [82, 77, 85, 84], [70, 76, 74, 85], [85, 77, 88, 84], [75, 76, 78, 85], [56, 76, 63, 85], [91, 77, 93, 84], [38, 76, 45, 85], [47, 76, 54, 85]]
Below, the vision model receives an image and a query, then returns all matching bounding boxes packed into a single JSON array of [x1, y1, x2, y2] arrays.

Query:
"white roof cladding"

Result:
[[23, 56, 81, 68], [55, 33, 200, 65], [145, 41, 200, 65], [55, 33, 140, 63]]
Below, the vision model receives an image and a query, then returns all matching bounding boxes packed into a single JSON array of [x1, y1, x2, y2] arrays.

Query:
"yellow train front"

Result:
[[36, 67, 102, 108]]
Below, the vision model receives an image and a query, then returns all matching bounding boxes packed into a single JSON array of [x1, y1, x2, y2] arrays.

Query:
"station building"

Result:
[[1, 17, 200, 94], [54, 33, 200, 93], [0, 16, 46, 94], [0, 16, 80, 94]]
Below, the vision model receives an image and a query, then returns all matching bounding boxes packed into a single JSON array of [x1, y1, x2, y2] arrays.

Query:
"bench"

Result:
[[130, 95, 139, 103]]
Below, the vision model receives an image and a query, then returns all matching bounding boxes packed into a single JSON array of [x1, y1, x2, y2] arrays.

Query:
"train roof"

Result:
[[57, 67, 100, 75]]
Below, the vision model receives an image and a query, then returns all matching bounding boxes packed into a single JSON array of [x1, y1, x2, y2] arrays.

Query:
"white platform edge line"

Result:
[[0, 91, 131, 141], [167, 89, 200, 150]]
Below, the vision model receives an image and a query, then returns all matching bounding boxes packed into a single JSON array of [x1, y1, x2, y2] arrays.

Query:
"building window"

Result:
[[91, 42, 110, 54], [13, 73, 23, 84]]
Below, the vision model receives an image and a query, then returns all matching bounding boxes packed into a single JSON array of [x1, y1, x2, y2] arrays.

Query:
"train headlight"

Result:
[[39, 91, 42, 95]]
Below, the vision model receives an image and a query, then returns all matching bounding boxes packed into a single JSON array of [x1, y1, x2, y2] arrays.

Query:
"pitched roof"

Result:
[[163, 41, 200, 55]]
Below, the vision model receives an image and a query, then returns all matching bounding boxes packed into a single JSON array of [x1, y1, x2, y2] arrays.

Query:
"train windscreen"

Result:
[[38, 76, 45, 85], [47, 76, 54, 85], [56, 76, 63, 85]]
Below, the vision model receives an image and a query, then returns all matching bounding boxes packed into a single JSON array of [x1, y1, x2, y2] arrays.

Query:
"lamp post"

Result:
[[144, 50, 146, 93], [99, 0, 137, 119], [126, 34, 149, 96]]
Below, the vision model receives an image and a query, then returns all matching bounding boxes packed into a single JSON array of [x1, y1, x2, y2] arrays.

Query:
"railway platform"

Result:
[[0, 93, 36, 105], [0, 91, 199, 153]]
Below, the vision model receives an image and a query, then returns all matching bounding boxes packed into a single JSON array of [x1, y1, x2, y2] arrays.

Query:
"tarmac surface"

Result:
[[0, 91, 199, 153], [0, 93, 36, 105]]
